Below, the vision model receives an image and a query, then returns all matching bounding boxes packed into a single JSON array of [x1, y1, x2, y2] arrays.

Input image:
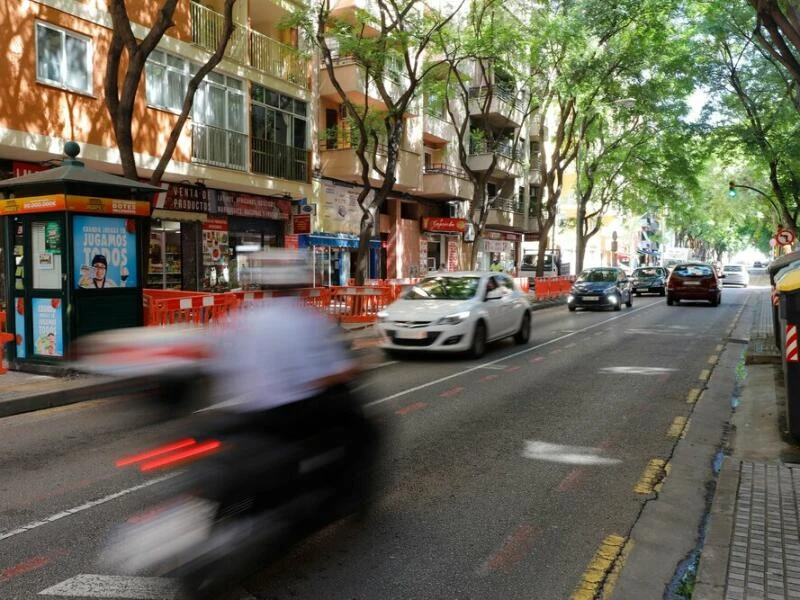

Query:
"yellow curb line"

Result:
[[667, 416, 688, 439], [571, 534, 628, 600], [707, 354, 718, 365], [699, 369, 710, 382], [686, 388, 702, 404], [634, 458, 667, 494]]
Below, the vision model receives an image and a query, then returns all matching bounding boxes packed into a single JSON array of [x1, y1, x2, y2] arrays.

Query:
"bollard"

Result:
[[776, 266, 800, 439]]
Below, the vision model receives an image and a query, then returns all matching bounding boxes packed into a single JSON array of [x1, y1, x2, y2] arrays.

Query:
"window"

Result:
[[192, 72, 247, 170], [145, 50, 191, 112], [251, 84, 308, 181], [36, 22, 91, 94]]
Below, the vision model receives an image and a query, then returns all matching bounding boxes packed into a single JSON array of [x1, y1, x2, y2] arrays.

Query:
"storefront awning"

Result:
[[152, 209, 206, 222], [299, 233, 381, 248]]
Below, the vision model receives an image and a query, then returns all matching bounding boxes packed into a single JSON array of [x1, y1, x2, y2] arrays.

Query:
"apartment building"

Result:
[[0, 0, 311, 294], [0, 0, 543, 296]]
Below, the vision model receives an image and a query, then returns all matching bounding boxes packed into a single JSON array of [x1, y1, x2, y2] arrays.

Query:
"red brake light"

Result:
[[116, 438, 221, 472]]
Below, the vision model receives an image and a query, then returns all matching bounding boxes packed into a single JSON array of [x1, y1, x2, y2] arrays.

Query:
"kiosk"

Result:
[[0, 143, 161, 373]]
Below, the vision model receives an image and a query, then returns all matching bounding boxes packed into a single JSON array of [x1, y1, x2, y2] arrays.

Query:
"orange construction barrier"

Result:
[[0, 310, 13, 374], [144, 292, 240, 327], [328, 286, 394, 324]]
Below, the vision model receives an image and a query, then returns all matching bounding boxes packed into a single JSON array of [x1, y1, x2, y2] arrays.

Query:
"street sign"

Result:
[[776, 228, 796, 246]]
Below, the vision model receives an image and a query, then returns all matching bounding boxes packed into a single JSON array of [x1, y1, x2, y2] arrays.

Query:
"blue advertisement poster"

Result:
[[14, 299, 25, 359], [31, 298, 64, 357], [73, 216, 137, 289]]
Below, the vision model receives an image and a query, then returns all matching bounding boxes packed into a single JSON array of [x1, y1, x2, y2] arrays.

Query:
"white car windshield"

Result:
[[403, 276, 481, 300]]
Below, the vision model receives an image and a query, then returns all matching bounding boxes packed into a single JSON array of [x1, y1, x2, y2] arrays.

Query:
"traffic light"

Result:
[[728, 181, 737, 197]]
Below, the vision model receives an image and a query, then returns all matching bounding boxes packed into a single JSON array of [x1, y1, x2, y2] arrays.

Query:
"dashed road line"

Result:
[[395, 401, 427, 415], [707, 354, 719, 365], [667, 416, 689, 439], [699, 369, 710, 382], [686, 388, 702, 404], [439, 386, 465, 398]]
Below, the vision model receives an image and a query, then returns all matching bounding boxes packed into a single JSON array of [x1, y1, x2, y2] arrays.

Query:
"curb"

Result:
[[0, 375, 156, 419]]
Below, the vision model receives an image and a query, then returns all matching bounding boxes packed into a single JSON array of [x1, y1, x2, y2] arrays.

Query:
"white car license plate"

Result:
[[395, 329, 428, 340], [582, 295, 599, 301], [684, 281, 701, 286]]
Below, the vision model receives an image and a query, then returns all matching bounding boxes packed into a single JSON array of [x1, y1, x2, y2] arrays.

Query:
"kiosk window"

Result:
[[32, 221, 62, 289]]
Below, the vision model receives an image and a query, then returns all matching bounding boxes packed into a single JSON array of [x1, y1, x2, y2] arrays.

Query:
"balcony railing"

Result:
[[192, 123, 247, 171], [469, 138, 524, 161], [321, 130, 390, 155], [251, 138, 309, 182], [491, 195, 525, 214], [191, 1, 308, 88], [424, 163, 470, 180], [330, 54, 407, 84], [468, 85, 529, 109]]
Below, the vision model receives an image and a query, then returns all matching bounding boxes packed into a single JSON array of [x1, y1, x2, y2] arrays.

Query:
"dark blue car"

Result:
[[567, 267, 633, 311], [631, 266, 668, 296]]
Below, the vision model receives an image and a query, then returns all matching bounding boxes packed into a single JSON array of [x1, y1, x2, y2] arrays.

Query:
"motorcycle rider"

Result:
[[199, 249, 380, 514]]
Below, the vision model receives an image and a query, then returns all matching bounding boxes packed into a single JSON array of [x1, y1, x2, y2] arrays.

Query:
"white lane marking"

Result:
[[0, 474, 176, 543], [365, 303, 657, 408], [39, 574, 176, 599], [522, 441, 622, 466], [367, 360, 398, 370], [479, 365, 509, 370], [599, 366, 678, 375]]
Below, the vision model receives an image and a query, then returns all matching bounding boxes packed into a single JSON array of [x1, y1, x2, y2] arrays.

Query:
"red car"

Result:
[[666, 262, 722, 307]]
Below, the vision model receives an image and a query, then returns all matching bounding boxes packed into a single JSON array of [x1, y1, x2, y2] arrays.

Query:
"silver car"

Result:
[[722, 264, 749, 287]]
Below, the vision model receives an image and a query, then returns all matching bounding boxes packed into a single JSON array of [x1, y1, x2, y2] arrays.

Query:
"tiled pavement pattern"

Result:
[[727, 461, 800, 600]]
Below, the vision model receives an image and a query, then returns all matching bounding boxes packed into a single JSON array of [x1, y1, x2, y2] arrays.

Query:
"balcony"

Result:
[[251, 138, 310, 182], [417, 164, 474, 200], [319, 132, 422, 191], [422, 110, 452, 145], [320, 55, 408, 112], [528, 113, 543, 138], [191, 2, 309, 88], [529, 155, 542, 184], [192, 123, 247, 171], [485, 195, 526, 230], [468, 85, 528, 128], [328, 0, 382, 35], [466, 139, 524, 178]]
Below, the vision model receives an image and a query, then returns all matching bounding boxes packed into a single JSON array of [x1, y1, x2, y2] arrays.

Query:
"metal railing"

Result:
[[320, 130, 389, 155], [491, 195, 525, 214], [251, 138, 308, 182], [424, 163, 470, 180], [250, 30, 307, 86], [468, 85, 529, 109], [192, 123, 247, 171], [469, 138, 524, 160], [190, 2, 309, 88]]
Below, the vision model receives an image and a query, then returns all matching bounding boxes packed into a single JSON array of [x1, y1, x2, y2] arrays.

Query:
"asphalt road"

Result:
[[0, 284, 754, 599]]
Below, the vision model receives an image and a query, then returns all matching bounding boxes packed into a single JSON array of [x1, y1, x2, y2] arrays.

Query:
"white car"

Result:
[[722, 264, 749, 287], [376, 272, 532, 358]]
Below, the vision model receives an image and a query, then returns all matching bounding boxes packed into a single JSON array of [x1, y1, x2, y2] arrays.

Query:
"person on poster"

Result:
[[79, 255, 117, 288], [35, 332, 56, 355]]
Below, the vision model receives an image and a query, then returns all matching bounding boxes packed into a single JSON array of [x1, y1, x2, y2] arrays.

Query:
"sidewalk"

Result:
[[692, 284, 799, 600]]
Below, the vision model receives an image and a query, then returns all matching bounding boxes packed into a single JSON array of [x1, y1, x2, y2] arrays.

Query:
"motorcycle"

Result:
[[100, 394, 381, 600]]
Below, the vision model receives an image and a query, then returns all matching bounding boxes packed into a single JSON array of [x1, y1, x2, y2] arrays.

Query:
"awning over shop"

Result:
[[298, 233, 381, 248]]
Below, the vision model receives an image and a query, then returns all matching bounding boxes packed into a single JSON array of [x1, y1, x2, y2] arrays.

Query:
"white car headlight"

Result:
[[377, 310, 389, 322], [436, 311, 471, 325]]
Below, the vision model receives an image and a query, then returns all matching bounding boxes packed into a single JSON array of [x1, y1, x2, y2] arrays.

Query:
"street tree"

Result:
[[289, 0, 461, 283], [431, 0, 544, 269], [690, 0, 800, 232], [105, 0, 238, 185], [747, 0, 800, 89]]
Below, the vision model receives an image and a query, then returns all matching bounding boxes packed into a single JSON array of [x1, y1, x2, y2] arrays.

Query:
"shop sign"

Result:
[[73, 215, 138, 289], [202, 218, 229, 265], [156, 183, 210, 212], [67, 196, 150, 216], [321, 183, 365, 235], [447, 240, 459, 271], [421, 217, 467, 233], [32, 298, 64, 357], [211, 190, 291, 220], [293, 214, 311, 234], [485, 230, 520, 241], [12, 161, 48, 178], [284, 234, 300, 249], [0, 194, 65, 215]]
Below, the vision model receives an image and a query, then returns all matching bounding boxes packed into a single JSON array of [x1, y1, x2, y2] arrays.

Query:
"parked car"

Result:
[[631, 266, 668, 296], [376, 272, 532, 358], [567, 267, 633, 312], [722, 264, 749, 287], [753, 260, 765, 269], [666, 262, 722, 306]]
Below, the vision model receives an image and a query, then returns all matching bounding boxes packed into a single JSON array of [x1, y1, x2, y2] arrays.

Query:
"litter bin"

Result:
[[776, 265, 800, 439], [768, 251, 800, 349]]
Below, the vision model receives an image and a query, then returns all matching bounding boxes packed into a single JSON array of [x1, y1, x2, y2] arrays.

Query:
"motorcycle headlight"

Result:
[[436, 311, 471, 325]]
